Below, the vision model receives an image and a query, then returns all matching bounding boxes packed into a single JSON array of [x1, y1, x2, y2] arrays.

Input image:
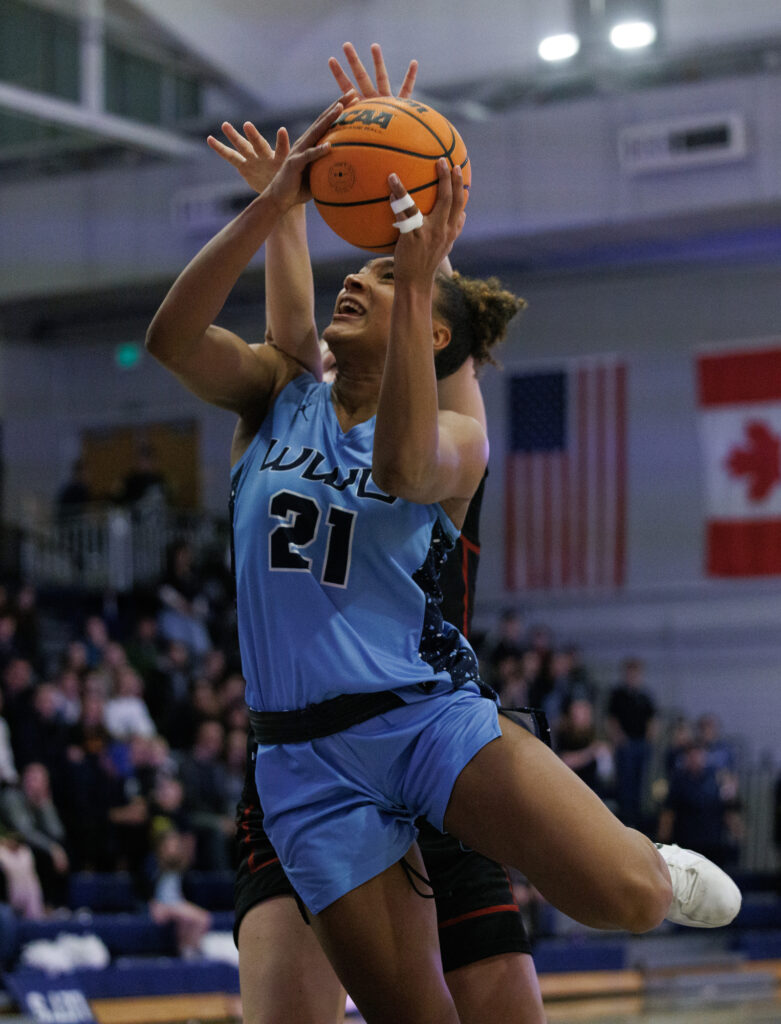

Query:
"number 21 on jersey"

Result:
[[268, 489, 356, 588]]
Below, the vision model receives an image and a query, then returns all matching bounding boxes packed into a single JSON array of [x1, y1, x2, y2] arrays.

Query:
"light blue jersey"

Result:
[[231, 374, 480, 712]]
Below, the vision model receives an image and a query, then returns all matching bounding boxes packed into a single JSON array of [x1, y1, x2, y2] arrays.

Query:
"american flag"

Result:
[[504, 361, 628, 591]]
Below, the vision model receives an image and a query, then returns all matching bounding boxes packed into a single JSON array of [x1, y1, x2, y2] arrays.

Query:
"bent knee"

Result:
[[616, 867, 672, 934]]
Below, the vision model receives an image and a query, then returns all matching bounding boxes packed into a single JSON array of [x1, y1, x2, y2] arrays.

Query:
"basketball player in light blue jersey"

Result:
[[216, 46, 545, 1024], [147, 85, 741, 1024]]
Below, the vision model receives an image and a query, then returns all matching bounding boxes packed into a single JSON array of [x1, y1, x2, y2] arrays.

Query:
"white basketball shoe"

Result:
[[657, 843, 742, 928]]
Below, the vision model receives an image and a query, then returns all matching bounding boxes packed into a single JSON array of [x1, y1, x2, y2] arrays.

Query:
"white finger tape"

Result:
[[394, 210, 424, 233], [390, 193, 416, 214]]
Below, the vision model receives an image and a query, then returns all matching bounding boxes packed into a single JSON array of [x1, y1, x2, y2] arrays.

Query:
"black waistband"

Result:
[[248, 687, 549, 748], [498, 705, 552, 748], [249, 689, 407, 744]]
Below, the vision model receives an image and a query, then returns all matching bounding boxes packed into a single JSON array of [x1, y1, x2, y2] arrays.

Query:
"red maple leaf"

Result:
[[725, 420, 781, 502]]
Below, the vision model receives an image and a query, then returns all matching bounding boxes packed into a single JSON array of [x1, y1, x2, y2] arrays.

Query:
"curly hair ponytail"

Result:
[[433, 271, 526, 380]]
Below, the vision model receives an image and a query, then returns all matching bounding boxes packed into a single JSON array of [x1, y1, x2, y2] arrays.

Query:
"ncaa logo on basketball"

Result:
[[328, 162, 356, 193], [336, 108, 394, 130]]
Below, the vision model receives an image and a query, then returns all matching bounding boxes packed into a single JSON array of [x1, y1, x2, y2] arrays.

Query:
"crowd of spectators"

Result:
[[0, 556, 747, 952], [0, 542, 240, 953], [481, 608, 745, 870]]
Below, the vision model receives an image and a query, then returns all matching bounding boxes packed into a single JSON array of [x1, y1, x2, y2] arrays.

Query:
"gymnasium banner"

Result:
[[504, 359, 627, 591], [2, 973, 95, 1024], [697, 343, 781, 577]]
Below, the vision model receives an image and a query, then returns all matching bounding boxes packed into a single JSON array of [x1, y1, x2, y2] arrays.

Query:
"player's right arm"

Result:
[[208, 121, 323, 377], [207, 44, 418, 379], [146, 100, 344, 417]]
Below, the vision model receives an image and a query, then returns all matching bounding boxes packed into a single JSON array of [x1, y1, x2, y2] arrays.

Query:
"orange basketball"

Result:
[[309, 97, 471, 253]]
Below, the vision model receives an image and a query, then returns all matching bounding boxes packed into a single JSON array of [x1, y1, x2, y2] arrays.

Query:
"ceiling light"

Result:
[[538, 33, 581, 62], [609, 19, 657, 50]]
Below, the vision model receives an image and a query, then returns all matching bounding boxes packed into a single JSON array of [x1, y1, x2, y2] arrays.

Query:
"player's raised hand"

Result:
[[208, 96, 353, 212], [207, 120, 288, 196], [388, 160, 465, 284], [329, 42, 417, 100], [264, 99, 346, 214]]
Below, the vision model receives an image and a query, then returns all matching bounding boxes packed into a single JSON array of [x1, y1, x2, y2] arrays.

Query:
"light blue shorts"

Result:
[[254, 681, 501, 915]]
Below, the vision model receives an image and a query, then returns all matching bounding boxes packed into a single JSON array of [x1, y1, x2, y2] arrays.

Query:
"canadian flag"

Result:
[[697, 345, 781, 576]]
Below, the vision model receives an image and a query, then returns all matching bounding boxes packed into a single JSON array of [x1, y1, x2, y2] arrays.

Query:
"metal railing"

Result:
[[18, 508, 228, 592]]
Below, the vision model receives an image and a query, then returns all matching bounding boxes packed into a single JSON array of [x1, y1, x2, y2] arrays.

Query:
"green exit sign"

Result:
[[115, 341, 143, 369]]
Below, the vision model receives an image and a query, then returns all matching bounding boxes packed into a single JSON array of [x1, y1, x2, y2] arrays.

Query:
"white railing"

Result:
[[19, 508, 228, 592]]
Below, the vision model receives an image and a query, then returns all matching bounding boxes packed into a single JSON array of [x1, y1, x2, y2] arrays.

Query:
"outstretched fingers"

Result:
[[329, 41, 417, 100], [368, 42, 392, 95], [206, 120, 282, 177], [393, 50, 418, 99], [244, 121, 284, 159], [339, 42, 378, 96], [367, 42, 417, 98], [206, 133, 242, 167], [207, 121, 262, 168], [221, 121, 258, 159], [206, 120, 295, 198], [327, 55, 352, 96], [275, 128, 291, 163], [430, 159, 466, 236]]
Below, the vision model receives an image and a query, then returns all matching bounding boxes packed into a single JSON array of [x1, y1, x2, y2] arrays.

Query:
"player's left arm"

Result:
[[372, 161, 487, 508], [436, 357, 486, 430]]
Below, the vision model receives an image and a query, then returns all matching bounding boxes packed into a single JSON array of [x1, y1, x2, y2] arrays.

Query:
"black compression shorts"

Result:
[[234, 734, 531, 972]]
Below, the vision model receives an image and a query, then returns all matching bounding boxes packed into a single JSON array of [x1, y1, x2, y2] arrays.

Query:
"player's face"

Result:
[[322, 257, 397, 353]]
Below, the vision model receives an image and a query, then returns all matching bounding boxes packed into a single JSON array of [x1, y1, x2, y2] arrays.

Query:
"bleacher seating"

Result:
[[4, 881, 781, 1023], [5, 960, 240, 1002], [182, 871, 234, 912], [733, 896, 781, 931], [732, 930, 781, 960], [68, 873, 139, 914], [0, 872, 239, 981], [17, 915, 178, 958], [531, 936, 627, 973], [65, 870, 236, 917], [14, 908, 236, 961]]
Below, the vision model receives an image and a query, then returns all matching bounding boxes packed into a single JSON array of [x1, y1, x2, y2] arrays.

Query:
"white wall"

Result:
[[5, 70, 781, 302], [0, 335, 237, 520]]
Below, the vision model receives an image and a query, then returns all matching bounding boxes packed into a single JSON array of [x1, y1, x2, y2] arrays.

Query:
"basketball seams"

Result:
[[438, 122, 457, 165], [329, 140, 450, 162], [314, 176, 470, 209], [367, 97, 454, 160], [313, 178, 440, 209]]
